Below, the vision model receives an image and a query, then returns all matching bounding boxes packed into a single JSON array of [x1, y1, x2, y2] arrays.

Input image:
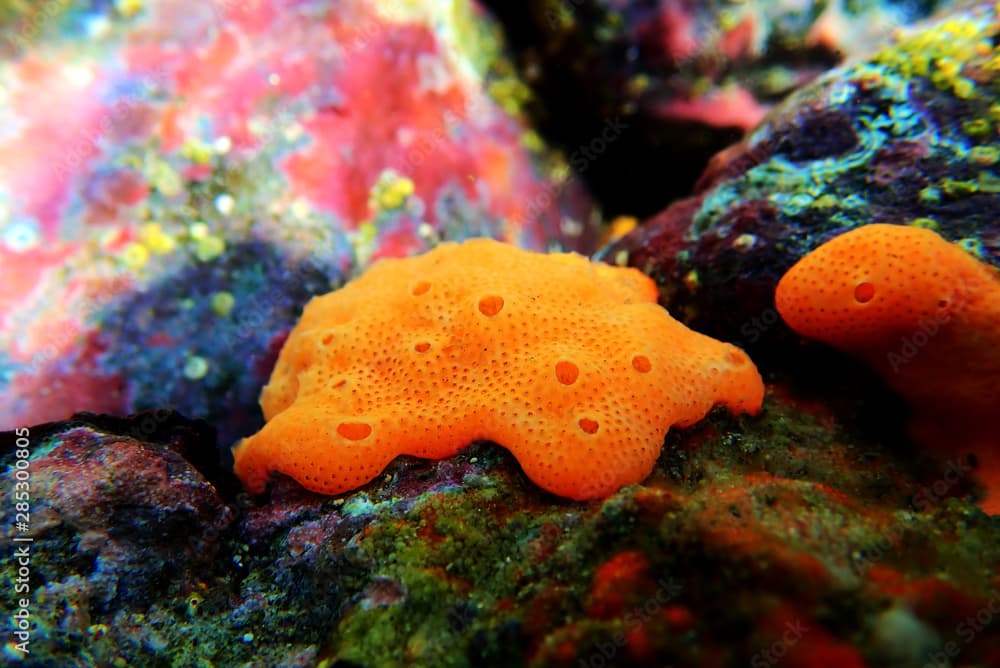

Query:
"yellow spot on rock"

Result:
[[521, 130, 544, 153], [910, 217, 940, 231], [122, 242, 149, 268], [374, 174, 415, 210], [935, 58, 961, 79], [181, 138, 214, 165], [953, 77, 976, 99], [733, 233, 758, 251], [978, 170, 1000, 194], [115, 0, 143, 18], [970, 145, 1000, 166], [599, 215, 638, 247], [211, 291, 235, 317], [487, 76, 532, 117], [194, 235, 226, 262], [139, 223, 177, 254], [147, 159, 182, 197], [189, 221, 209, 240], [988, 104, 1000, 125], [626, 74, 651, 95], [184, 356, 209, 380], [609, 216, 638, 238]]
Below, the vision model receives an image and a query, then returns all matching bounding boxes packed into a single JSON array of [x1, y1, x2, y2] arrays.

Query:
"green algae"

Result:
[[330, 482, 571, 667], [6, 386, 1000, 667], [687, 3, 1000, 268], [322, 387, 999, 666]]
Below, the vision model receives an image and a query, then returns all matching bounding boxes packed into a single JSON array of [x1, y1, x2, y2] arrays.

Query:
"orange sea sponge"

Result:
[[233, 238, 764, 500], [775, 223, 1000, 509], [775, 223, 999, 419]]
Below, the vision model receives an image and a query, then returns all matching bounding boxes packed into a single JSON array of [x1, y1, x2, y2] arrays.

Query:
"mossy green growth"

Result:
[[910, 217, 940, 231], [872, 13, 1000, 91], [940, 177, 979, 198], [8, 385, 1000, 667], [329, 478, 578, 668], [325, 383, 993, 667]]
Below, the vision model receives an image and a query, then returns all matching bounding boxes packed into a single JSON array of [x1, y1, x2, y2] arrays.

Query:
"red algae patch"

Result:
[[233, 238, 764, 500]]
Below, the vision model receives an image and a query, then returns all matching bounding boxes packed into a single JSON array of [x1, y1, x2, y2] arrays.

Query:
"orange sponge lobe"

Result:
[[775, 224, 999, 418], [775, 223, 1000, 510]]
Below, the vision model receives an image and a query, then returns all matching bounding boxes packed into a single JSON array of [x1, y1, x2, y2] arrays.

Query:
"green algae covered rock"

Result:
[[601, 1, 1000, 355], [3, 389, 998, 667]]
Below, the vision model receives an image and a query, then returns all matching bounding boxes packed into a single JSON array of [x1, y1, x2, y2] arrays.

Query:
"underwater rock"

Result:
[[0, 0, 597, 442], [5, 388, 1000, 666], [600, 1, 1000, 356], [483, 0, 958, 217], [0, 412, 232, 651]]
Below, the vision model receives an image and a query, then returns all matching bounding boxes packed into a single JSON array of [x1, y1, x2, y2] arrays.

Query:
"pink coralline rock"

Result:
[[0, 0, 597, 438]]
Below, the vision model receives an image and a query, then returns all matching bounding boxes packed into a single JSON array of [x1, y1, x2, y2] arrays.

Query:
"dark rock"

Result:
[[600, 3, 1000, 360], [1, 415, 233, 612], [483, 0, 958, 217]]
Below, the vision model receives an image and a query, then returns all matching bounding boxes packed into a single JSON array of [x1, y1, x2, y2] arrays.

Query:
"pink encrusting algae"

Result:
[[0, 0, 597, 433]]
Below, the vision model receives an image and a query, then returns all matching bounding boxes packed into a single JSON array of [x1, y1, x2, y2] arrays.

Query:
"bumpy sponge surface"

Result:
[[233, 239, 764, 500]]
